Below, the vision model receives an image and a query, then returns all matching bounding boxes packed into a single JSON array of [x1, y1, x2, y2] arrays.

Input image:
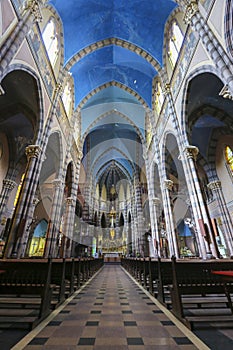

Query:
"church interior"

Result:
[[0, 0, 233, 349]]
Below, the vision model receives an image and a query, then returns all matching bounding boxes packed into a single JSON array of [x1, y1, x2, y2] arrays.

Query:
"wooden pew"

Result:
[[0, 258, 54, 329], [169, 257, 233, 329], [157, 258, 172, 305]]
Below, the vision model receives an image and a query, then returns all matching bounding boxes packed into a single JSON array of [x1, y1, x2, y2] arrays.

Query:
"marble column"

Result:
[[44, 178, 63, 258], [183, 145, 220, 258], [207, 180, 233, 257], [152, 197, 161, 257], [3, 145, 41, 258], [0, 179, 17, 218], [62, 196, 76, 257], [163, 179, 179, 258], [134, 179, 144, 256]]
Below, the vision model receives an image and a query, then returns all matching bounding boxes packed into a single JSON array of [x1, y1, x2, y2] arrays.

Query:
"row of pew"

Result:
[[0, 257, 103, 329], [122, 257, 233, 330]]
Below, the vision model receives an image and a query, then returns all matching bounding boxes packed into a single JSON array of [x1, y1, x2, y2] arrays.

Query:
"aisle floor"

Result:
[[13, 265, 210, 350]]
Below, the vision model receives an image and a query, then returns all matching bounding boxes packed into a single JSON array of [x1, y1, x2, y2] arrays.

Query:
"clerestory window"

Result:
[[167, 20, 184, 68], [62, 80, 72, 116], [42, 17, 59, 67], [155, 81, 164, 115]]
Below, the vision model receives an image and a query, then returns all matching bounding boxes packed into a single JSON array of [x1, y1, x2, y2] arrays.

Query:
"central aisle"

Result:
[[17, 265, 208, 350]]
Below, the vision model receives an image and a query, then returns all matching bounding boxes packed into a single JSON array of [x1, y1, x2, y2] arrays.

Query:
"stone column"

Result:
[[143, 148, 157, 257], [44, 178, 63, 258], [18, 196, 40, 258], [0, 179, 17, 218], [134, 179, 144, 256], [152, 197, 161, 257], [207, 180, 233, 257], [62, 196, 76, 257], [3, 145, 41, 258], [163, 179, 179, 258], [183, 145, 220, 258]]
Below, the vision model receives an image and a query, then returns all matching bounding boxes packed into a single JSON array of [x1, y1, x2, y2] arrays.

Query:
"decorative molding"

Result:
[[164, 179, 173, 191], [183, 145, 199, 160], [207, 181, 221, 191], [2, 179, 17, 190], [153, 197, 161, 206], [184, 1, 199, 25], [219, 85, 233, 101], [52, 178, 63, 188], [33, 197, 40, 206], [162, 83, 171, 96], [20, 0, 43, 22], [66, 197, 75, 206], [55, 83, 63, 95], [25, 145, 41, 160]]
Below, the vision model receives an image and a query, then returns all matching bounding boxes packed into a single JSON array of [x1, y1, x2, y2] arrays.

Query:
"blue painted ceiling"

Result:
[[48, 0, 176, 192]]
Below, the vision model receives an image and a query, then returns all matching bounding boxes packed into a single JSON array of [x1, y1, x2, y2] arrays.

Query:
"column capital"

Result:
[[20, 0, 43, 22], [78, 150, 83, 160], [55, 82, 63, 95], [33, 197, 40, 206], [162, 83, 171, 96], [152, 197, 160, 206], [25, 145, 41, 160], [135, 179, 141, 188], [66, 197, 75, 206], [2, 178, 17, 190], [207, 180, 222, 191], [183, 145, 199, 160], [164, 179, 173, 191], [52, 178, 63, 188], [219, 85, 233, 101], [183, 1, 199, 25]]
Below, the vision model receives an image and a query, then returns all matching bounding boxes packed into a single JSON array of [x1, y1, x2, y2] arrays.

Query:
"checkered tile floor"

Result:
[[18, 265, 208, 350]]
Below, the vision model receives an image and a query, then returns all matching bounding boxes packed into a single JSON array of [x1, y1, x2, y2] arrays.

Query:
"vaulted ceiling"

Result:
[[48, 0, 177, 195]]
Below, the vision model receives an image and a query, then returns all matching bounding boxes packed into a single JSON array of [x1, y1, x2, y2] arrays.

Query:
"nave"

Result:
[[9, 264, 211, 350]]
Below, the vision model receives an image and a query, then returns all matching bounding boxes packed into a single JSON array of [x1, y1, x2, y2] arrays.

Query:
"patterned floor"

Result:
[[13, 265, 210, 350]]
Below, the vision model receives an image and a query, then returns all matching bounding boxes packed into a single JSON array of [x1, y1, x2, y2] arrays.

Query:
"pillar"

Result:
[[183, 145, 220, 258], [207, 180, 233, 257], [163, 179, 179, 258], [0, 179, 17, 219], [44, 178, 63, 258], [62, 196, 76, 257], [3, 145, 42, 258]]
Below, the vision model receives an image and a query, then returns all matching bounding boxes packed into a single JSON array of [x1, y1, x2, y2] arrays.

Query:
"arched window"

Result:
[[42, 17, 59, 67], [62, 80, 72, 116], [167, 20, 184, 68], [155, 81, 164, 114], [225, 145, 233, 173]]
